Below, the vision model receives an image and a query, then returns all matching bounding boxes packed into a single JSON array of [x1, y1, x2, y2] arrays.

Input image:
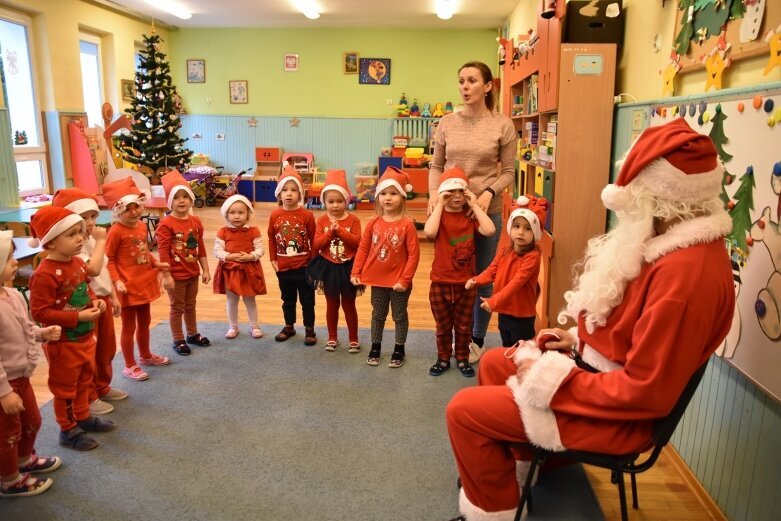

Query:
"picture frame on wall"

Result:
[[343, 52, 358, 74], [358, 58, 391, 85], [229, 80, 248, 104], [186, 59, 205, 83], [284, 53, 299, 72], [120, 79, 135, 101]]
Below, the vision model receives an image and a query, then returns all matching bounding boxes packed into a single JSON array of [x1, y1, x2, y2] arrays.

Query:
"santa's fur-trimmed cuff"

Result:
[[510, 341, 541, 366], [459, 487, 518, 521]]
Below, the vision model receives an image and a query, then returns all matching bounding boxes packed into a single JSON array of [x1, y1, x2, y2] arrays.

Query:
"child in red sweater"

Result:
[[29, 207, 117, 451], [268, 166, 317, 345], [0, 231, 63, 496], [103, 176, 171, 382], [466, 195, 548, 347], [351, 167, 420, 368], [306, 170, 362, 352], [156, 170, 211, 356], [424, 168, 496, 377], [214, 194, 267, 339]]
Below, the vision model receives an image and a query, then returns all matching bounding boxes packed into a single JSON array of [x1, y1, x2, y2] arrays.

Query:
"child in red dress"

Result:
[[156, 171, 212, 356], [351, 167, 420, 368], [29, 207, 117, 451], [213, 194, 267, 339], [267, 166, 317, 345], [0, 231, 63, 496], [466, 195, 548, 347], [103, 176, 171, 381], [306, 170, 362, 352]]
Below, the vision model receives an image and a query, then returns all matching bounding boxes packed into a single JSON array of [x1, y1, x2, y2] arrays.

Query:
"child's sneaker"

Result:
[[58, 427, 98, 451], [19, 455, 62, 474], [139, 353, 171, 366], [275, 326, 296, 342], [0, 474, 53, 497], [122, 365, 149, 381], [101, 388, 128, 401], [304, 327, 317, 346], [89, 399, 114, 415], [348, 341, 361, 353], [77, 416, 117, 433], [325, 340, 338, 352]]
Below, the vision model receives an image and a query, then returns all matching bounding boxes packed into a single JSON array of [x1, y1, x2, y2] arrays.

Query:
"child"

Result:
[[306, 170, 362, 352], [103, 176, 171, 381], [156, 170, 211, 355], [52, 188, 126, 416], [466, 195, 547, 347], [29, 207, 117, 450], [0, 231, 63, 496], [424, 168, 496, 377], [267, 165, 317, 345], [351, 167, 420, 368], [213, 194, 267, 339]]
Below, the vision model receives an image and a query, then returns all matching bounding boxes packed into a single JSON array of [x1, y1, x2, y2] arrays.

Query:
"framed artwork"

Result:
[[229, 80, 248, 104], [343, 52, 358, 74], [358, 58, 391, 85], [120, 79, 135, 101], [186, 59, 205, 83], [284, 53, 299, 72]]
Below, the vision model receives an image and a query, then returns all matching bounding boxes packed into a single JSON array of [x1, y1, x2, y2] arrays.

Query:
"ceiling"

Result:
[[98, 0, 518, 29]]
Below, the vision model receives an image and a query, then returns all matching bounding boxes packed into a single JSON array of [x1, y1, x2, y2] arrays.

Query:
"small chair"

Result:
[[509, 362, 709, 521], [12, 250, 48, 306]]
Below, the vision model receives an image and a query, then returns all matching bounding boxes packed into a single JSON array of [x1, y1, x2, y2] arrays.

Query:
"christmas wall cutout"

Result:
[[763, 25, 781, 75]]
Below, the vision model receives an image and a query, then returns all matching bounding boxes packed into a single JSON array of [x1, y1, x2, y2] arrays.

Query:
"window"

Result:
[[0, 8, 48, 196], [80, 33, 104, 128]]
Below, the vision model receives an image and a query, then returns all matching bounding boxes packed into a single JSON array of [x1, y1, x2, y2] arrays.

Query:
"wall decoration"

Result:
[[284, 53, 299, 72], [229, 80, 248, 104], [343, 52, 358, 74], [186, 59, 205, 83], [121, 79, 135, 101], [358, 58, 391, 85]]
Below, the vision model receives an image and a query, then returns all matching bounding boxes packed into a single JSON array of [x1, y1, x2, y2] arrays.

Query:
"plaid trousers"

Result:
[[370, 286, 411, 345], [429, 282, 476, 362]]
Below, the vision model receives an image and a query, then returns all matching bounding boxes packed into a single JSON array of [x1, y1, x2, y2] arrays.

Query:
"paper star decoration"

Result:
[[289, 117, 301, 127], [247, 117, 257, 128], [764, 26, 781, 76]]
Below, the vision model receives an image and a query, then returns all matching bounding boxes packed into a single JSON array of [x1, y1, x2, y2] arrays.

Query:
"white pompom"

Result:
[[601, 184, 631, 211], [283, 160, 290, 167], [405, 184, 414, 193], [27, 237, 40, 248], [517, 195, 530, 207]]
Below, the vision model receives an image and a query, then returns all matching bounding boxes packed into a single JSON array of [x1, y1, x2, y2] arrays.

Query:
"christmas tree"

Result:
[[728, 166, 755, 250], [674, 0, 695, 55], [117, 31, 192, 176], [709, 104, 734, 206]]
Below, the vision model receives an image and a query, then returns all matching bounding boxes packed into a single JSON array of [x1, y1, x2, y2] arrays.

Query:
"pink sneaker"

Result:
[[138, 354, 171, 366], [122, 365, 149, 381]]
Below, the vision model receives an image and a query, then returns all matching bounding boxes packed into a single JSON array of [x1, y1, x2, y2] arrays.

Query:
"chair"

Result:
[[509, 362, 709, 521], [12, 250, 48, 306]]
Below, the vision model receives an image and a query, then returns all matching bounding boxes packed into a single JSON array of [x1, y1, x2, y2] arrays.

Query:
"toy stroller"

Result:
[[202, 168, 252, 206]]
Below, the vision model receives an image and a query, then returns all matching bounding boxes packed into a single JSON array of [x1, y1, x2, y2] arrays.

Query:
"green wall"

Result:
[[168, 28, 497, 118]]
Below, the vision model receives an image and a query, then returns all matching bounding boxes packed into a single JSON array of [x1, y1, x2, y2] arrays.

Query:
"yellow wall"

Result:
[[1, 0, 167, 113], [505, 0, 781, 102]]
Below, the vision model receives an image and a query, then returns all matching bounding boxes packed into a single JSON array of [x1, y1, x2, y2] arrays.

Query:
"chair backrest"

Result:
[[651, 361, 709, 447], [32, 250, 49, 269]]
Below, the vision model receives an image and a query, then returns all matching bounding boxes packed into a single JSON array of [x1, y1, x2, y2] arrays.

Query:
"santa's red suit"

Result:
[[445, 118, 736, 521]]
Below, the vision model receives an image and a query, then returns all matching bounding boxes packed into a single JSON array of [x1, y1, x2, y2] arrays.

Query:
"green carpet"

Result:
[[0, 323, 602, 521]]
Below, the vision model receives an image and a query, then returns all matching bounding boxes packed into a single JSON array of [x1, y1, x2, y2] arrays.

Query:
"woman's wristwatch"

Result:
[[485, 187, 496, 199]]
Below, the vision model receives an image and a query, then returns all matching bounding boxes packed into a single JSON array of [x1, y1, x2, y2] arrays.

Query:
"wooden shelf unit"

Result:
[[501, 3, 616, 327]]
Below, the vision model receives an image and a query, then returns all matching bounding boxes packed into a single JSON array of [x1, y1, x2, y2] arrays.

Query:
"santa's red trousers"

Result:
[[89, 295, 116, 401], [0, 377, 41, 477], [446, 347, 533, 517], [44, 335, 96, 431]]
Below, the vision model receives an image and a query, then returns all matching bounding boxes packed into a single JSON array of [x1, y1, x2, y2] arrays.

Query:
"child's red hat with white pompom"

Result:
[[507, 194, 549, 241]]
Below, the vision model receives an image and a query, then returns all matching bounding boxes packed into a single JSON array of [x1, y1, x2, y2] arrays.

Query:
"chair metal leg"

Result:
[[615, 470, 629, 521], [630, 472, 639, 509], [517, 454, 542, 521]]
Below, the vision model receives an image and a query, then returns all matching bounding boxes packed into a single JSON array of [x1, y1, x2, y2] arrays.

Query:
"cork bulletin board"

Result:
[[674, 0, 781, 73]]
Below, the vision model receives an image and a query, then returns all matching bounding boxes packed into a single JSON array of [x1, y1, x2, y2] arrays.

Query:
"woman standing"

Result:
[[428, 61, 517, 358]]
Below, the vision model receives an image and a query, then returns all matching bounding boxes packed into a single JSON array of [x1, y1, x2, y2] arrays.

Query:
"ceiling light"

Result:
[[436, 0, 455, 20], [144, 0, 192, 20], [303, 9, 320, 20], [294, 1, 320, 20]]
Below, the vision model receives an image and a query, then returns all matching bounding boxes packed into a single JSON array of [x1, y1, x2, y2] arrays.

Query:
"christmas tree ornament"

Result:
[[753, 95, 763, 109], [727, 166, 756, 250], [764, 99, 774, 113]]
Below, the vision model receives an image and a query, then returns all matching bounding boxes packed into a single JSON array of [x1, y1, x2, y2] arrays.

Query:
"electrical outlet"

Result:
[[387, 99, 394, 105], [631, 109, 645, 131]]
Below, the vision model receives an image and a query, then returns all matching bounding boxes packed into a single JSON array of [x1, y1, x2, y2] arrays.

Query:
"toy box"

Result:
[[191, 153, 210, 165], [355, 163, 377, 177], [354, 175, 378, 201]]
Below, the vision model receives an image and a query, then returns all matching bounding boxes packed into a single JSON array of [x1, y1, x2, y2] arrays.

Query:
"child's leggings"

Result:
[[167, 276, 199, 341], [0, 377, 40, 477], [226, 289, 258, 327], [370, 286, 411, 345], [120, 303, 152, 367], [429, 282, 476, 361], [324, 292, 358, 343], [90, 295, 116, 402], [45, 336, 96, 431]]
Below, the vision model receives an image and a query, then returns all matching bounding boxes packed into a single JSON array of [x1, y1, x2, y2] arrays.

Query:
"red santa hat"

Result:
[[321, 169, 352, 202], [507, 194, 548, 241], [220, 194, 254, 227], [376, 166, 413, 196], [437, 167, 469, 193], [51, 187, 100, 216], [602, 118, 722, 211], [275, 163, 305, 199], [27, 206, 84, 248], [162, 169, 196, 210], [0, 230, 12, 266], [102, 176, 145, 214]]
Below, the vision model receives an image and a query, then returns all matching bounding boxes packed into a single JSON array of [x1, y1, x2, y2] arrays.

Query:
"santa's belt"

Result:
[[570, 346, 600, 373]]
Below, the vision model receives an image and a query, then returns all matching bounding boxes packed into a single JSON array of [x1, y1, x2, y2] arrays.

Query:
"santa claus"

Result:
[[445, 118, 735, 521]]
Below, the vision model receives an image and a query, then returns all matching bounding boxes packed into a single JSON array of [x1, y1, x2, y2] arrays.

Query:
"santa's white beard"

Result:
[[559, 202, 655, 333]]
